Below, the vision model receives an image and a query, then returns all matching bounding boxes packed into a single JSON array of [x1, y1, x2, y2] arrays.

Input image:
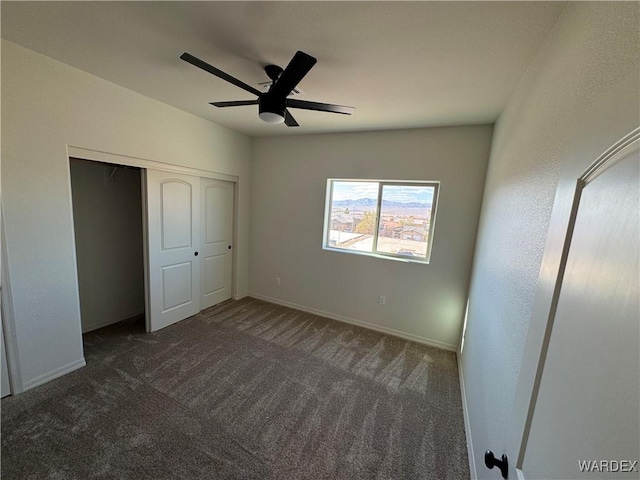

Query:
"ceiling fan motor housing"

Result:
[[259, 95, 286, 123]]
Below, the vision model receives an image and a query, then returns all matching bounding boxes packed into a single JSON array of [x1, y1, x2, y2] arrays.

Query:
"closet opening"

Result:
[[69, 158, 146, 336]]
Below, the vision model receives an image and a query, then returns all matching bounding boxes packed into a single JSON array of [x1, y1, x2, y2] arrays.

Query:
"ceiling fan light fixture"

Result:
[[259, 96, 286, 124], [259, 111, 285, 124]]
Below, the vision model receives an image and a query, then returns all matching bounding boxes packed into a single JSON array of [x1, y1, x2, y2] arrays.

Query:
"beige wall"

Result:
[[460, 2, 639, 478], [1, 40, 252, 391], [251, 126, 493, 349], [70, 160, 145, 333]]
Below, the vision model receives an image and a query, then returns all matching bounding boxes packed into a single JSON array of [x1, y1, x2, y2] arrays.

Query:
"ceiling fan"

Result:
[[180, 51, 355, 127]]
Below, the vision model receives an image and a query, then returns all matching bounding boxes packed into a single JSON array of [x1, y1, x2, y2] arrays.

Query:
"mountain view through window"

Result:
[[325, 180, 439, 262]]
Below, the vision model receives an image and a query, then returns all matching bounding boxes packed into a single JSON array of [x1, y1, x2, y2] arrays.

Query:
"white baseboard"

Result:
[[22, 357, 86, 391], [458, 352, 477, 480], [82, 309, 144, 333], [247, 293, 457, 352]]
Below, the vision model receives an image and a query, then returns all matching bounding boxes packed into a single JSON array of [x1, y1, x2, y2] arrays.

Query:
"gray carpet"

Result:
[[1, 297, 469, 479]]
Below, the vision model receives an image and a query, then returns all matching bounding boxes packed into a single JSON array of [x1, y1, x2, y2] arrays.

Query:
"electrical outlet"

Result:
[[275, 277, 281, 286], [378, 296, 386, 305]]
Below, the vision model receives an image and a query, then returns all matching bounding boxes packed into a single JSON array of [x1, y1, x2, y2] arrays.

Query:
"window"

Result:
[[323, 179, 439, 263]]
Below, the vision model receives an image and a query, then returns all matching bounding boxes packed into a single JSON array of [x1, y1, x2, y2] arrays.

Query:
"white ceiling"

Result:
[[1, 1, 565, 138]]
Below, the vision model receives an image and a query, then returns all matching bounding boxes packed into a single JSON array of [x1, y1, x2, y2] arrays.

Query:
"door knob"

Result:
[[194, 251, 199, 256], [485, 451, 508, 478], [228, 245, 232, 250]]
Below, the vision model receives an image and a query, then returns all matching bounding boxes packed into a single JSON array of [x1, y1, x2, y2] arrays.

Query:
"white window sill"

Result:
[[322, 246, 430, 264]]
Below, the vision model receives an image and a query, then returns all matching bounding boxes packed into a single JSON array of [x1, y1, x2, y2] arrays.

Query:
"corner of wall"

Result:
[[458, 351, 477, 480]]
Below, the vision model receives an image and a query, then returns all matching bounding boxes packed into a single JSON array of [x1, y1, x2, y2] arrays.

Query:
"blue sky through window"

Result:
[[332, 181, 434, 204], [382, 185, 434, 204]]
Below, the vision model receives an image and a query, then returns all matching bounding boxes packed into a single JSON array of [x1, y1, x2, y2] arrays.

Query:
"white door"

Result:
[[200, 178, 233, 310], [505, 136, 639, 479], [145, 170, 201, 332]]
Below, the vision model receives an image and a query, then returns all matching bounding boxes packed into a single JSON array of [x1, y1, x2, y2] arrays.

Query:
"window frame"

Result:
[[322, 178, 440, 264]]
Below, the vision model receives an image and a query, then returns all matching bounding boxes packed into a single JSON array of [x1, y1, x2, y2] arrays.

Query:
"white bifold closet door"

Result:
[[145, 170, 232, 332]]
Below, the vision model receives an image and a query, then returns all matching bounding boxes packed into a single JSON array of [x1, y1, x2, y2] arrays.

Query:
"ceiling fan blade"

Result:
[[210, 100, 260, 108], [269, 51, 317, 99], [284, 109, 299, 127], [180, 52, 262, 97], [286, 99, 355, 115]]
